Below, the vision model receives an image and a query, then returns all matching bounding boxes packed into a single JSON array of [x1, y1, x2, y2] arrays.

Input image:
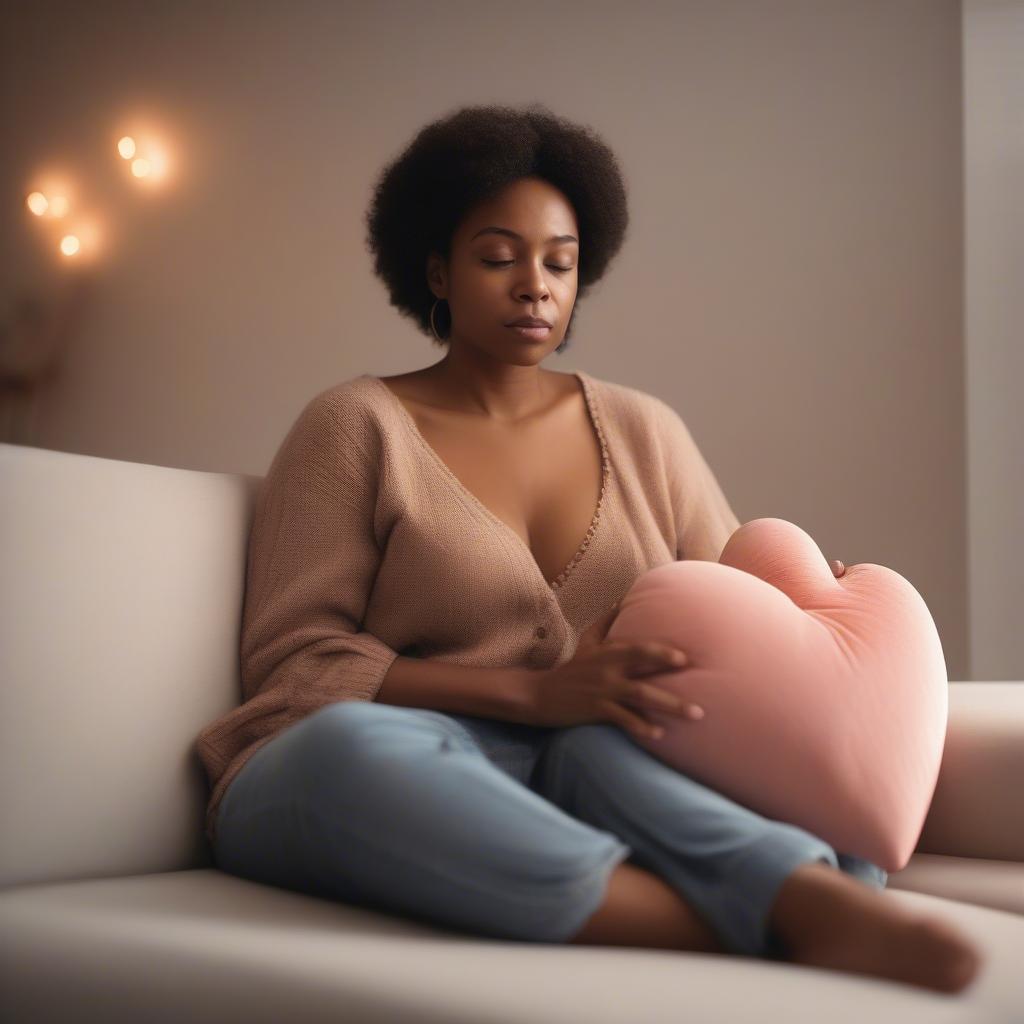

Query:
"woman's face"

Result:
[[427, 175, 579, 362]]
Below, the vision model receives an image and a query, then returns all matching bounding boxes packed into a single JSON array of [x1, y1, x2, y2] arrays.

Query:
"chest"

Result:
[[396, 391, 605, 586]]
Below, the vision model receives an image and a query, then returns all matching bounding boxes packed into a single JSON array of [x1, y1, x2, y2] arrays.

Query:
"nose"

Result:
[[515, 260, 550, 302]]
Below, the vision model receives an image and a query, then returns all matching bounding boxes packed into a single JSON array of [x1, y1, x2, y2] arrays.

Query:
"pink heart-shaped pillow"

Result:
[[607, 517, 948, 871]]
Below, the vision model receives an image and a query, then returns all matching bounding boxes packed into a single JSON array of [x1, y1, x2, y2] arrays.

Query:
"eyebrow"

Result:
[[470, 226, 578, 245]]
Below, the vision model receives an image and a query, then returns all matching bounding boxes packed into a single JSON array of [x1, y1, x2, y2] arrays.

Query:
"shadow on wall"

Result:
[[0, 274, 95, 445]]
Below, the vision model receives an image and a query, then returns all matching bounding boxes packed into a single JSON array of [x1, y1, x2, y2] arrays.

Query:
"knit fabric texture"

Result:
[[195, 370, 741, 844]]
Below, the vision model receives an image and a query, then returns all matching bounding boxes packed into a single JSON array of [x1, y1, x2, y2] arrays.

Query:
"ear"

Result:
[[425, 251, 448, 297]]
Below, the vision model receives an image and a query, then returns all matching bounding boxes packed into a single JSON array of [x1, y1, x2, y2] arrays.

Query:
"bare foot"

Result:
[[770, 863, 984, 994]]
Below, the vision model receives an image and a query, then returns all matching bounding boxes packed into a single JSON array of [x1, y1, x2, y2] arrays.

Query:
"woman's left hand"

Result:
[[830, 558, 846, 578]]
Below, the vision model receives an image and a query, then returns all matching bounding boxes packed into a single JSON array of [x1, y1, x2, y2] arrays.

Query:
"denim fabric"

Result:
[[213, 701, 887, 957]]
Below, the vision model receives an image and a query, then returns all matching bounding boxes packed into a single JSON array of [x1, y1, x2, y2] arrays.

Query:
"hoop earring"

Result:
[[429, 298, 448, 343]]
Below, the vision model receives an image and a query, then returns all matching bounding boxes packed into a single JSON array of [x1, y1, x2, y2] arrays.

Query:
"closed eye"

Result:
[[482, 260, 574, 273]]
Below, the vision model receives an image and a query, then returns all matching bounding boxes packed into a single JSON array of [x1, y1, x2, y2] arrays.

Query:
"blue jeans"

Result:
[[213, 701, 887, 958]]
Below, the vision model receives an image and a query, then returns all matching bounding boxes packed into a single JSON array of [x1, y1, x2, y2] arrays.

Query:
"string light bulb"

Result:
[[22, 123, 175, 266]]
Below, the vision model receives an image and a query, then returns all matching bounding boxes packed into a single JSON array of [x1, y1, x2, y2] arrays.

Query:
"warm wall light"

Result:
[[118, 129, 171, 184], [25, 191, 70, 218], [22, 118, 176, 269], [145, 145, 169, 180]]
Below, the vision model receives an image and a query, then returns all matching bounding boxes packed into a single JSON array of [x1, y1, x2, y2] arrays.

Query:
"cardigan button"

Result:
[[535, 626, 547, 639]]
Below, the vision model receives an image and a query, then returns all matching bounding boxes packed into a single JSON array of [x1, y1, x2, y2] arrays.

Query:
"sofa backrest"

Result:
[[0, 442, 261, 889]]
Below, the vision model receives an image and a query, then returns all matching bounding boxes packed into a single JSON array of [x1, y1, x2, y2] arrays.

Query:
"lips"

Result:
[[506, 323, 551, 342], [506, 317, 552, 328]]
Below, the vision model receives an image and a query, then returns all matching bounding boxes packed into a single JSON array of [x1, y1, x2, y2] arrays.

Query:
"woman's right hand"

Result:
[[529, 602, 697, 742]]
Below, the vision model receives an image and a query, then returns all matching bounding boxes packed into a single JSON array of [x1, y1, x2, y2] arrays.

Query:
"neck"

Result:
[[425, 347, 556, 423]]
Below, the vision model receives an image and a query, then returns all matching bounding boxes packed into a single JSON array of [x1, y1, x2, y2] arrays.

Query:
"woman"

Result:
[[196, 103, 981, 994]]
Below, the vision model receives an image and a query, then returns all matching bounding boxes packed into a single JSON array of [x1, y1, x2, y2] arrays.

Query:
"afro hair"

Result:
[[364, 102, 629, 354]]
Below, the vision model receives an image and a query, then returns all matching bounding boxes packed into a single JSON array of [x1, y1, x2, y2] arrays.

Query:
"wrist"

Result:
[[507, 666, 547, 726], [377, 656, 545, 724]]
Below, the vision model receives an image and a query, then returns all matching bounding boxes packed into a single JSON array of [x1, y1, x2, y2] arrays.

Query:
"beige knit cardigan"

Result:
[[196, 370, 741, 844]]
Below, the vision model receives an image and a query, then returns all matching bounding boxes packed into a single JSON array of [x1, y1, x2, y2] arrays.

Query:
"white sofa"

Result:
[[1, 439, 1022, 1023]]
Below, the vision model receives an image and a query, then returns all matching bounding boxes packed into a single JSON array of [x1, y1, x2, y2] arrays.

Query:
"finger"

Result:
[[621, 689, 706, 728], [609, 701, 664, 740], [630, 680, 682, 712], [622, 643, 688, 676]]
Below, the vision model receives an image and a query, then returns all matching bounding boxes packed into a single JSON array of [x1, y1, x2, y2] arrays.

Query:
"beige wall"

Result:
[[2, 0, 989, 679], [963, 0, 1024, 680]]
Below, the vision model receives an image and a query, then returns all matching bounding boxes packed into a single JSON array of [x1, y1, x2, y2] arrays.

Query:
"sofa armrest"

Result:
[[915, 681, 1024, 863]]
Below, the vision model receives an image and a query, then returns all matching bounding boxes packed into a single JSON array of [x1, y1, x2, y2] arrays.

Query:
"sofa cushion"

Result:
[[0, 867, 1019, 1022], [887, 852, 1024, 916]]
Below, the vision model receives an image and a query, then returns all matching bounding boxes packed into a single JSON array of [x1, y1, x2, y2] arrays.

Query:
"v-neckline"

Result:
[[364, 370, 611, 592]]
